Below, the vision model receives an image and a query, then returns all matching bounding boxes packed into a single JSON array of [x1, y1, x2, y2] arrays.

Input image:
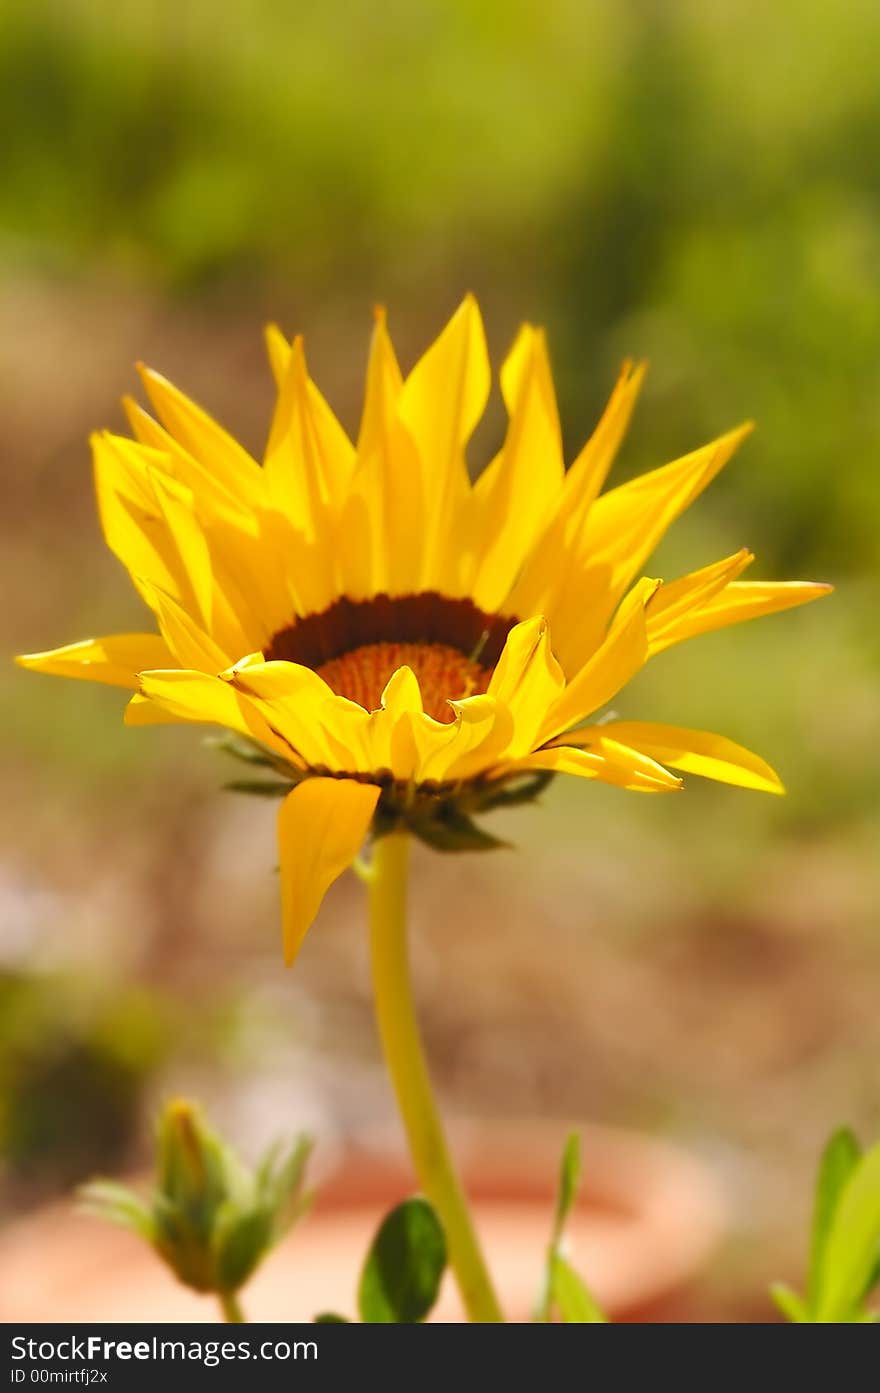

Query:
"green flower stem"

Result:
[[219, 1291, 246, 1323], [367, 831, 504, 1323]]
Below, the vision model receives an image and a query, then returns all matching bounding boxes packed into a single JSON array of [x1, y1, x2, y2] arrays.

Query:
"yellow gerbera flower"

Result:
[[18, 296, 830, 962]]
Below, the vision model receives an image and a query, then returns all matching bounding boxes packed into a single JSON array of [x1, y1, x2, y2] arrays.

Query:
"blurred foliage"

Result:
[[0, 971, 170, 1193], [2, 0, 879, 578]]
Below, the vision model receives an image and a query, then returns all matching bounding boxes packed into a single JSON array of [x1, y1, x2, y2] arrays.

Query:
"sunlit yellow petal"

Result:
[[16, 634, 174, 689], [497, 738, 681, 793], [135, 668, 287, 755], [470, 327, 564, 611], [486, 616, 565, 757], [653, 579, 834, 651], [563, 720, 784, 794], [541, 578, 658, 741], [646, 549, 755, 653], [278, 777, 381, 965], [137, 364, 265, 506], [398, 294, 489, 590]]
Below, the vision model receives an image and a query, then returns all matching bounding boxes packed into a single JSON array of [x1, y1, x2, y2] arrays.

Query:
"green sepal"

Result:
[[224, 779, 296, 798], [314, 1313, 350, 1323], [408, 808, 510, 853]]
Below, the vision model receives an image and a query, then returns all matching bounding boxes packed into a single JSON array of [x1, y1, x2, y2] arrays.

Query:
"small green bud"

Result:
[[79, 1099, 312, 1302]]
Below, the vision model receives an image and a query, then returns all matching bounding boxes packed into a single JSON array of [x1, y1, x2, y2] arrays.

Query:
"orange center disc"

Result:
[[316, 641, 491, 723]]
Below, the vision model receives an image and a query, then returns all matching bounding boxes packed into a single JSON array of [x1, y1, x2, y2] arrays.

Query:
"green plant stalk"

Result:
[[219, 1291, 246, 1323], [366, 832, 503, 1323]]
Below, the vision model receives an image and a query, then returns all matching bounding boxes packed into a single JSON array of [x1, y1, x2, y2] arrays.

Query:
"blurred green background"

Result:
[[1, 0, 878, 1320]]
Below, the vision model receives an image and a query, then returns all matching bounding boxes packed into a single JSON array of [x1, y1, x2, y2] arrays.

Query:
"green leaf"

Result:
[[358, 1198, 447, 1323], [314, 1312, 350, 1323], [770, 1282, 808, 1322], [808, 1126, 861, 1316], [554, 1133, 581, 1242], [534, 1131, 607, 1323], [817, 1139, 880, 1322], [551, 1255, 607, 1323], [77, 1180, 154, 1241]]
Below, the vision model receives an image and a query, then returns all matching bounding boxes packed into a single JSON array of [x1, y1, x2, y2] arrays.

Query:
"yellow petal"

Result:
[[541, 424, 753, 668], [224, 659, 374, 772], [486, 616, 565, 757], [496, 738, 681, 793], [563, 359, 647, 505], [264, 335, 355, 523], [504, 360, 645, 619], [264, 323, 292, 388], [646, 549, 754, 653], [122, 395, 259, 527], [541, 578, 658, 741], [135, 668, 288, 755], [398, 294, 489, 589], [341, 308, 421, 596], [92, 432, 187, 602], [417, 693, 514, 784], [470, 327, 564, 611], [565, 721, 784, 794], [278, 777, 380, 964], [135, 579, 232, 673], [124, 692, 187, 724], [653, 580, 834, 650], [16, 634, 174, 689], [137, 364, 264, 505]]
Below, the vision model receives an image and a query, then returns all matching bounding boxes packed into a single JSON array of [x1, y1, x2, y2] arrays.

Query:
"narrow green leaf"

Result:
[[554, 1133, 581, 1241], [358, 1198, 447, 1323], [808, 1127, 861, 1316], [770, 1282, 808, 1323], [77, 1180, 155, 1241], [551, 1255, 607, 1323], [817, 1140, 880, 1322], [314, 1312, 350, 1323]]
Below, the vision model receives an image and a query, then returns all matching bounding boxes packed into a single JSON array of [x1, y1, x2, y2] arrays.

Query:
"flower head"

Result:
[[18, 297, 830, 960]]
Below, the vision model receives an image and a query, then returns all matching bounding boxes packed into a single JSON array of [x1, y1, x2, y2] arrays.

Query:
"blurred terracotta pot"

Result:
[[0, 1120, 724, 1323]]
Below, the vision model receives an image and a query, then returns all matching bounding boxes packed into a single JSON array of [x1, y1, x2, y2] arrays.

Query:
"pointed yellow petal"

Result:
[[264, 335, 355, 517], [92, 432, 187, 602], [504, 360, 645, 620], [541, 578, 658, 741], [646, 549, 755, 652], [135, 579, 232, 673], [565, 721, 784, 794], [470, 327, 564, 611], [124, 692, 188, 724], [653, 580, 834, 651], [486, 616, 565, 757], [136, 668, 288, 755], [398, 294, 489, 588], [586, 423, 753, 588], [264, 323, 291, 388], [342, 307, 422, 596], [496, 739, 681, 793], [278, 778, 380, 964], [16, 634, 174, 689], [563, 359, 647, 504], [137, 365, 264, 504], [539, 425, 753, 667], [224, 659, 374, 772]]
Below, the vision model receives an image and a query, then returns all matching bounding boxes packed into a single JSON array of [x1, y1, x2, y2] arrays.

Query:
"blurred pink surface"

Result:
[[0, 1121, 723, 1323]]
